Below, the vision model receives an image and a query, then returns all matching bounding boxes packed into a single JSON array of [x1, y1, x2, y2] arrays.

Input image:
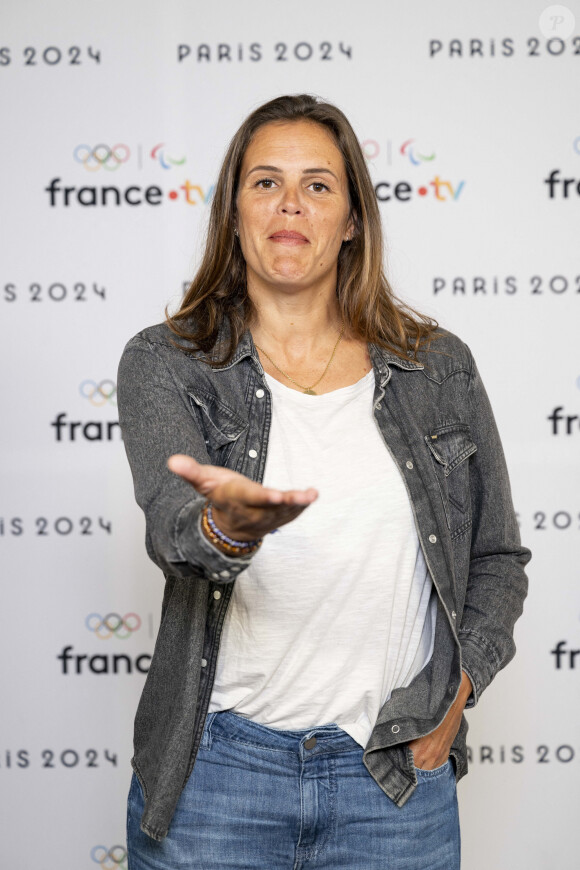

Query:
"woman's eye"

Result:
[[256, 178, 276, 189], [309, 182, 329, 192]]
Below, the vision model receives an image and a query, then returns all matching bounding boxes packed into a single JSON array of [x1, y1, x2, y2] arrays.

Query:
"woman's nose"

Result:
[[278, 184, 302, 214]]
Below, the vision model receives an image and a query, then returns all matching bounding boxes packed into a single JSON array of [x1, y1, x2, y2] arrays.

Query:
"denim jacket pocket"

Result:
[[425, 423, 477, 537], [187, 387, 248, 465]]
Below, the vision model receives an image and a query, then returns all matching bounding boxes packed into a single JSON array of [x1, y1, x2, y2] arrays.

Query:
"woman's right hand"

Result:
[[167, 454, 318, 542]]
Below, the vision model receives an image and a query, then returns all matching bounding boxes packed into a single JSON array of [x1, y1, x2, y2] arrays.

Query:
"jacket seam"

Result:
[[459, 626, 502, 671], [450, 518, 472, 540]]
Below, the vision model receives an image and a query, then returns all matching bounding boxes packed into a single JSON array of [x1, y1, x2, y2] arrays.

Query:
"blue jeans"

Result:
[[127, 711, 460, 869]]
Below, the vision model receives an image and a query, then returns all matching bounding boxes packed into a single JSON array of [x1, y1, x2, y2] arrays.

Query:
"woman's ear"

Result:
[[344, 210, 357, 242]]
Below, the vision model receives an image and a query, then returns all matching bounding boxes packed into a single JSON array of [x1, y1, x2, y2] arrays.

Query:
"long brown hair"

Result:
[[167, 94, 437, 363]]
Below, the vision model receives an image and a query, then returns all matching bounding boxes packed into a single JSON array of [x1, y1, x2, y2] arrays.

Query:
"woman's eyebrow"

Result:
[[246, 165, 280, 174], [246, 165, 339, 181], [302, 168, 339, 180]]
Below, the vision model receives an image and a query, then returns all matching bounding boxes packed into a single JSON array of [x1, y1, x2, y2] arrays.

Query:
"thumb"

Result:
[[167, 454, 201, 480], [167, 454, 231, 494]]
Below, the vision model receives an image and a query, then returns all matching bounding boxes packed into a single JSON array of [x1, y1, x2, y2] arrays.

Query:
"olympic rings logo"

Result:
[[74, 144, 131, 172], [86, 613, 141, 640], [80, 380, 117, 406], [91, 845, 127, 869]]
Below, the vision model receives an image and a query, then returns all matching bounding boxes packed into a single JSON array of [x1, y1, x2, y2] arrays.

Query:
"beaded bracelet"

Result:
[[201, 502, 263, 557]]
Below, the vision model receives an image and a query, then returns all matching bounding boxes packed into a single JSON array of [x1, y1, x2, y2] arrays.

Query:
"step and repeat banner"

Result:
[[1, 1, 578, 868]]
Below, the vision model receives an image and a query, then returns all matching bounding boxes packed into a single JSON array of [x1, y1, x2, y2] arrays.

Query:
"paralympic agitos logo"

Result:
[[57, 613, 151, 675]]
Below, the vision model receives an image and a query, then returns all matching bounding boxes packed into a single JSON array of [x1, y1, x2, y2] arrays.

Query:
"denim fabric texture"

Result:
[[117, 323, 531, 842], [127, 710, 460, 870]]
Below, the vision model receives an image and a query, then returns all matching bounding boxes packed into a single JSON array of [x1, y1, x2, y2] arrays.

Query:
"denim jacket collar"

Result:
[[191, 327, 425, 380]]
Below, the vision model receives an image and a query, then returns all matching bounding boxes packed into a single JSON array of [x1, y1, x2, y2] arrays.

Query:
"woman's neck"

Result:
[[248, 288, 343, 359]]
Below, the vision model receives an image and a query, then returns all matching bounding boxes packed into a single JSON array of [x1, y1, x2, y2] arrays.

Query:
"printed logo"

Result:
[[86, 613, 141, 640], [0, 748, 117, 770], [0, 515, 112, 537], [151, 143, 186, 169], [51, 381, 120, 442], [467, 744, 576, 764], [91, 845, 127, 869], [2, 281, 106, 304], [516, 510, 580, 534], [547, 406, 580, 435], [548, 376, 580, 433], [74, 143, 187, 172], [44, 142, 210, 207], [45, 177, 213, 208], [80, 380, 117, 407], [544, 169, 580, 198], [0, 46, 101, 67], [428, 35, 579, 59], [400, 139, 436, 166], [57, 613, 153, 675], [177, 40, 352, 63], [431, 273, 578, 297], [551, 640, 580, 668], [74, 144, 130, 172], [361, 136, 465, 203]]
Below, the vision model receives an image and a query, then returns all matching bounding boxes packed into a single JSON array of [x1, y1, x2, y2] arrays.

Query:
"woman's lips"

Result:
[[268, 230, 309, 245]]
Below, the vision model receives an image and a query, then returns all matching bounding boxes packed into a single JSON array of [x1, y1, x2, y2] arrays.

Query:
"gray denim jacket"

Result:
[[117, 322, 530, 842]]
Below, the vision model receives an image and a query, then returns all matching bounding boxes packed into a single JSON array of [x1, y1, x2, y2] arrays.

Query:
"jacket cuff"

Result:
[[459, 629, 502, 707], [174, 497, 256, 582]]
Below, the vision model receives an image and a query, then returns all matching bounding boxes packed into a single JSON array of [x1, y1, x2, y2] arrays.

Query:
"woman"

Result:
[[119, 94, 530, 869]]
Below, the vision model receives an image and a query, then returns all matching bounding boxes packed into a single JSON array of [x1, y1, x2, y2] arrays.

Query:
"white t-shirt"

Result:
[[209, 369, 436, 748]]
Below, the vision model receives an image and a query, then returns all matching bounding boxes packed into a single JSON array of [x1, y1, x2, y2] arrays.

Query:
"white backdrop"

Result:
[[1, 1, 579, 868]]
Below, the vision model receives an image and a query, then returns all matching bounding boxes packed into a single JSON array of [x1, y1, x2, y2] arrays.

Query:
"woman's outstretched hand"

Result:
[[168, 454, 318, 542]]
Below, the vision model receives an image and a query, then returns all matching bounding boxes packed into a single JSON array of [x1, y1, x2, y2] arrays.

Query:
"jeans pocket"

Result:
[[414, 758, 452, 780]]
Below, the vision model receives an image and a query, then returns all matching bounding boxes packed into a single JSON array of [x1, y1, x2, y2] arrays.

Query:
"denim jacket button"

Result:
[[429, 534, 437, 543], [211, 572, 220, 580], [201, 658, 208, 668], [406, 460, 414, 469], [451, 610, 456, 619], [219, 569, 231, 578], [213, 590, 222, 600], [248, 449, 258, 458], [256, 389, 265, 398], [391, 724, 400, 734]]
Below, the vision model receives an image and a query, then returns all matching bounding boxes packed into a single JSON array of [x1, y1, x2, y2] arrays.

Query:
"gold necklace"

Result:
[[254, 325, 345, 395]]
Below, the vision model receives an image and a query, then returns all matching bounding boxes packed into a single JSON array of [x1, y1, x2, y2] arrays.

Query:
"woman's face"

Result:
[[236, 120, 353, 298]]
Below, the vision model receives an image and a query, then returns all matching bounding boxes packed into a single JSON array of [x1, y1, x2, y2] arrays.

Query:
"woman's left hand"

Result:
[[408, 671, 473, 770]]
